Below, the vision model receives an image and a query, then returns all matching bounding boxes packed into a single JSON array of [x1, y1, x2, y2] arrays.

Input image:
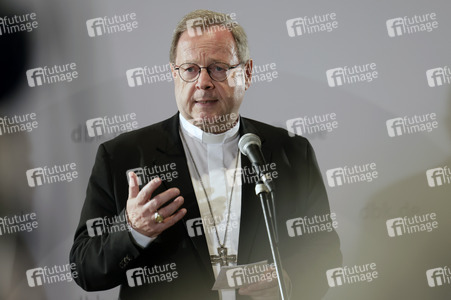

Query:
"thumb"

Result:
[[128, 172, 139, 199]]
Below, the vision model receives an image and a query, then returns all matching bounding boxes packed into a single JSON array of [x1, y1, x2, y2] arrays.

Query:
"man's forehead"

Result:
[[176, 30, 238, 63]]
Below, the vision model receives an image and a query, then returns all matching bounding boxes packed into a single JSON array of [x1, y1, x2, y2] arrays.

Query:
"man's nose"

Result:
[[196, 68, 214, 90]]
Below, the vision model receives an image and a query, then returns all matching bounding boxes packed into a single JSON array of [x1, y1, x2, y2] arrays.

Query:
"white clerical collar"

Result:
[[179, 113, 240, 144]]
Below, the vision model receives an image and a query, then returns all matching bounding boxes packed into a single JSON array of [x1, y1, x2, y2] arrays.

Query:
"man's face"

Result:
[[171, 29, 252, 128]]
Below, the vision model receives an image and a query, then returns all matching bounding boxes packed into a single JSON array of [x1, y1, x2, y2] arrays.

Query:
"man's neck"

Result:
[[183, 113, 239, 134], [179, 113, 240, 144]]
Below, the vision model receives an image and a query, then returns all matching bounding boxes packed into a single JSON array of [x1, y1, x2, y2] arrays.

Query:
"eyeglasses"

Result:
[[173, 62, 242, 82]]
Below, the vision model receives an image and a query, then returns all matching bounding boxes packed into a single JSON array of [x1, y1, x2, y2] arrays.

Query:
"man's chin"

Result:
[[196, 111, 238, 122]]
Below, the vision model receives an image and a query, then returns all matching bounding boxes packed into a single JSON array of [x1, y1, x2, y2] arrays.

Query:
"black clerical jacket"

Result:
[[70, 113, 342, 300]]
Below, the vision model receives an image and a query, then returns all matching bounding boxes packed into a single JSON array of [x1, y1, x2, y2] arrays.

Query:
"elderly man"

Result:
[[70, 9, 341, 300]]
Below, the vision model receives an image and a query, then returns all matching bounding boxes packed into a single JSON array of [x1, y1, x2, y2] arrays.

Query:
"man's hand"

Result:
[[238, 269, 291, 300], [126, 172, 187, 238]]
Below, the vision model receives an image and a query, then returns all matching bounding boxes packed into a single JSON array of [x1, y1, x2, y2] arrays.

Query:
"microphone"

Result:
[[239, 133, 287, 298], [238, 133, 275, 192]]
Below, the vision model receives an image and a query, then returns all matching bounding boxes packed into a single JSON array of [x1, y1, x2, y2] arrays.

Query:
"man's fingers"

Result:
[[128, 172, 140, 199], [158, 208, 187, 228], [142, 207, 186, 238], [144, 187, 181, 212], [155, 196, 184, 219], [136, 177, 163, 204]]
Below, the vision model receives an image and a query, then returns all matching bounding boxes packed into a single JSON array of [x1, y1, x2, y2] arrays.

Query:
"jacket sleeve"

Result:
[[69, 144, 143, 291], [283, 138, 343, 300]]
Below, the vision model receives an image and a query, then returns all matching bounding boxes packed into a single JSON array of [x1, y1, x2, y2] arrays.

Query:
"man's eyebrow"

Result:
[[176, 61, 196, 65], [176, 60, 230, 66]]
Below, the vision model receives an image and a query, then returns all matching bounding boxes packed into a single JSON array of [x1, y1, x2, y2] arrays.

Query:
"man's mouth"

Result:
[[195, 99, 218, 104]]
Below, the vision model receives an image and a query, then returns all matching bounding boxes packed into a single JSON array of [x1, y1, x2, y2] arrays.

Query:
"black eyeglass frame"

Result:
[[172, 62, 243, 82]]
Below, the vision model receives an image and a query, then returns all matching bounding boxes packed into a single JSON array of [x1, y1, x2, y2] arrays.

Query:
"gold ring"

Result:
[[155, 212, 164, 223]]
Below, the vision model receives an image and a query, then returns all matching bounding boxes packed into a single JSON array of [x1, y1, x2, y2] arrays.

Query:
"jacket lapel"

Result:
[[152, 113, 214, 279]]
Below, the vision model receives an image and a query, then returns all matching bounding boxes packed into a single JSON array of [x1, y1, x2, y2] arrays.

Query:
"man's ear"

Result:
[[244, 59, 253, 90], [170, 63, 178, 79]]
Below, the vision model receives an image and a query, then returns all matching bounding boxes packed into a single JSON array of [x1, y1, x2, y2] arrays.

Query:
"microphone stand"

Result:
[[255, 180, 289, 300]]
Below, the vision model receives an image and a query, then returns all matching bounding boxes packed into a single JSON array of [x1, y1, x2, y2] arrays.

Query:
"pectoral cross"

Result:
[[210, 246, 237, 267]]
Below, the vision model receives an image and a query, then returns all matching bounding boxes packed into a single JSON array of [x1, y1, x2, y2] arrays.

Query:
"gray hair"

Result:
[[169, 9, 250, 63]]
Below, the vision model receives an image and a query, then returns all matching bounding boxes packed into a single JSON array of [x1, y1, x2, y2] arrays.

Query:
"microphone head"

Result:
[[238, 133, 262, 156]]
